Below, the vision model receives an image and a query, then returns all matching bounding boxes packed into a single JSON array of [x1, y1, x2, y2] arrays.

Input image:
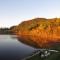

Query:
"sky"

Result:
[[0, 0, 60, 27]]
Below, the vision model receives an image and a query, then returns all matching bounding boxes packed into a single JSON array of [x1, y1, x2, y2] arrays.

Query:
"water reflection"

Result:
[[0, 35, 35, 60], [16, 35, 60, 50], [17, 37, 40, 49]]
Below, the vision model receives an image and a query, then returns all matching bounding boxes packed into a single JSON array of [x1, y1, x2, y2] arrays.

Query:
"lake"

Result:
[[0, 35, 35, 60]]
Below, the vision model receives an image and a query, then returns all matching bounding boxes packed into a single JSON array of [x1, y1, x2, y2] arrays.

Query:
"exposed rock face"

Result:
[[12, 18, 60, 48]]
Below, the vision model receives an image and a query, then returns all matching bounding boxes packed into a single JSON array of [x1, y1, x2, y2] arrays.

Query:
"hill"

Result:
[[11, 18, 60, 48]]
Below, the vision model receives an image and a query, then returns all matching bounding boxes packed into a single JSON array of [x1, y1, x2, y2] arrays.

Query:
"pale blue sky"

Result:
[[0, 0, 60, 27]]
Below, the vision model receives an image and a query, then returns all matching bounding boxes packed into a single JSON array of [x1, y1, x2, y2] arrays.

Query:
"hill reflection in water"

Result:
[[17, 37, 60, 51]]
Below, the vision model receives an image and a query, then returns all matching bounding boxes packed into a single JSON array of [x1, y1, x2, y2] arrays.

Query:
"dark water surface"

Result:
[[0, 35, 35, 60]]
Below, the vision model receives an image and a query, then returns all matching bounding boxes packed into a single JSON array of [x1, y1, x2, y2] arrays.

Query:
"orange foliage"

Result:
[[12, 18, 60, 48]]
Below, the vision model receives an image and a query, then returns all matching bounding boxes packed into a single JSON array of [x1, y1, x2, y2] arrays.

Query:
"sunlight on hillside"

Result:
[[11, 18, 60, 48]]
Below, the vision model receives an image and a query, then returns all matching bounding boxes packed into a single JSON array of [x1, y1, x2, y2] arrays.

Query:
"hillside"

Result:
[[11, 18, 60, 48]]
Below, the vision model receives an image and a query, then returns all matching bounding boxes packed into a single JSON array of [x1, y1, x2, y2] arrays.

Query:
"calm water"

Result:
[[0, 35, 35, 60]]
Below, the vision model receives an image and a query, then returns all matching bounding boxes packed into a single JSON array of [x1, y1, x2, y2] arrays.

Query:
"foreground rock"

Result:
[[22, 49, 59, 60]]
